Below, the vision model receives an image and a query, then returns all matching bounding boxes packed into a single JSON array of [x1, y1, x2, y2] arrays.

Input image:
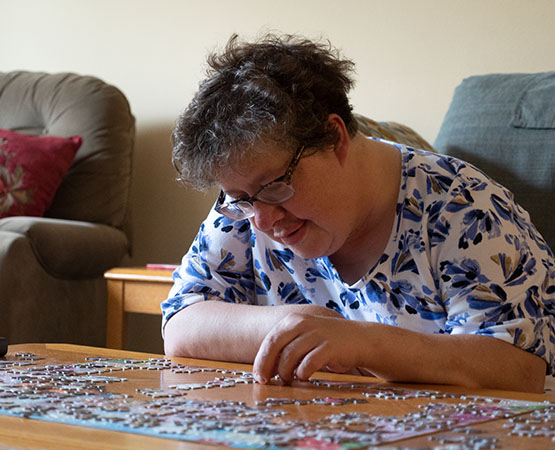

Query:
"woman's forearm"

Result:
[[357, 323, 546, 393], [163, 300, 342, 362]]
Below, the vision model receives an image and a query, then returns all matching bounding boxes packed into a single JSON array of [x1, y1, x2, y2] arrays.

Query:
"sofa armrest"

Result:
[[0, 217, 128, 279]]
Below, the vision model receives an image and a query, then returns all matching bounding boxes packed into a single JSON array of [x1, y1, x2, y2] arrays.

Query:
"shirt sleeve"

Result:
[[432, 166, 555, 374], [161, 206, 257, 329]]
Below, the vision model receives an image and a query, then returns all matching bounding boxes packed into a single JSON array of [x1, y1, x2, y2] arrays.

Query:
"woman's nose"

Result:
[[249, 201, 285, 232]]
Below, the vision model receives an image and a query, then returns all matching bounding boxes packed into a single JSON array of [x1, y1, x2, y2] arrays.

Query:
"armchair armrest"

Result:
[[0, 217, 128, 279]]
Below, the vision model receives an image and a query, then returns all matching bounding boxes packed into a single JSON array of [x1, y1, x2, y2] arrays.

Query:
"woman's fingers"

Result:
[[253, 312, 358, 384], [294, 344, 332, 380], [253, 313, 302, 383], [275, 330, 323, 383]]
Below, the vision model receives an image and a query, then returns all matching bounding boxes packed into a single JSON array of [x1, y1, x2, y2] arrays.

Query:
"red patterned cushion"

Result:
[[0, 129, 82, 218]]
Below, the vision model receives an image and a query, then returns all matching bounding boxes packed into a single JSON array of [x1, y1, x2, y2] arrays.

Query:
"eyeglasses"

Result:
[[215, 145, 306, 221]]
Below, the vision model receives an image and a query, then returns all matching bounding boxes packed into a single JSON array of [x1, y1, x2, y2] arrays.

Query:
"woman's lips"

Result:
[[277, 221, 307, 246]]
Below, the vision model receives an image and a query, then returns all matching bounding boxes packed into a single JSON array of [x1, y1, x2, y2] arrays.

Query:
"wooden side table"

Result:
[[105, 267, 174, 349]]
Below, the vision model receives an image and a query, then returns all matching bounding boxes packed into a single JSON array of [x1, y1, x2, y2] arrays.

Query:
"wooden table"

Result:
[[0, 343, 553, 449], [105, 267, 173, 349]]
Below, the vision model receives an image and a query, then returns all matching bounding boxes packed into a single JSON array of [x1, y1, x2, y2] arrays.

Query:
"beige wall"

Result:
[[2, 0, 555, 351]]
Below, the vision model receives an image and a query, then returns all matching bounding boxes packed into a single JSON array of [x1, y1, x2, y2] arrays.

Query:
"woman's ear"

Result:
[[327, 114, 350, 166]]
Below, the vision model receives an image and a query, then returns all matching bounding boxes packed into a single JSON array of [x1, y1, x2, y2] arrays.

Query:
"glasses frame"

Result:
[[215, 145, 306, 220]]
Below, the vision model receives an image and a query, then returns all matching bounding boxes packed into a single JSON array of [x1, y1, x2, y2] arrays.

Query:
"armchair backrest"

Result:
[[0, 71, 135, 234], [434, 72, 555, 252]]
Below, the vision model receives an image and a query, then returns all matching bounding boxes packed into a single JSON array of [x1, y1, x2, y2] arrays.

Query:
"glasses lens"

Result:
[[217, 200, 254, 220], [256, 182, 294, 204]]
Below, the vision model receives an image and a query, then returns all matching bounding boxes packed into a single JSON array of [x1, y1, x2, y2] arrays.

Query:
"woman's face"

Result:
[[218, 143, 360, 260]]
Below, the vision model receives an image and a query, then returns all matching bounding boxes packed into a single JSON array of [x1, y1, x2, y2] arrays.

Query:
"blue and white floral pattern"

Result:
[[162, 142, 555, 374]]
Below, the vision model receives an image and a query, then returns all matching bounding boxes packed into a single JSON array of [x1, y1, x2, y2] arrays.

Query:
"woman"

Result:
[[163, 34, 554, 393]]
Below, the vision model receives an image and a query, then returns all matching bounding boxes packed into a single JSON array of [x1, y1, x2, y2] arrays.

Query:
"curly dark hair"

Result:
[[172, 33, 357, 190]]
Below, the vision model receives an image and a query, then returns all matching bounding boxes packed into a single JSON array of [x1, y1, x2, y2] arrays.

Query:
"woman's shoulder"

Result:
[[402, 146, 483, 181], [400, 146, 518, 203]]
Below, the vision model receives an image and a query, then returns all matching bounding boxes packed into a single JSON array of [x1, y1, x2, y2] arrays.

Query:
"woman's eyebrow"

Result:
[[223, 172, 274, 199], [223, 189, 249, 200]]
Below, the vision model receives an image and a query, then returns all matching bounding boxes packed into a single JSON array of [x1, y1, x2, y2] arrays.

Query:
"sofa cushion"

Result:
[[354, 113, 435, 151], [0, 129, 81, 218], [511, 74, 555, 129], [434, 72, 555, 252], [0, 217, 129, 278]]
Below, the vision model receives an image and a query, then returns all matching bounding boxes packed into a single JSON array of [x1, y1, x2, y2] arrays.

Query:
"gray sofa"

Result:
[[0, 72, 135, 346], [434, 71, 554, 253]]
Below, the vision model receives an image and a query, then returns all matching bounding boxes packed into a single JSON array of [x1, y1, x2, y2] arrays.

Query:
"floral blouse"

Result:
[[162, 143, 555, 374]]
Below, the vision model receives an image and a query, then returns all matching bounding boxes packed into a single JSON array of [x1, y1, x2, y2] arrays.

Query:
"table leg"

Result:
[[106, 279, 127, 349]]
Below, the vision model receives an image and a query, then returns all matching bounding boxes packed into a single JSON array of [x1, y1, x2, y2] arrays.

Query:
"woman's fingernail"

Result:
[[254, 373, 267, 384]]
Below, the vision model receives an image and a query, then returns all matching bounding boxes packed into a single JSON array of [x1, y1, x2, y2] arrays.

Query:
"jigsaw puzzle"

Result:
[[0, 350, 553, 449]]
